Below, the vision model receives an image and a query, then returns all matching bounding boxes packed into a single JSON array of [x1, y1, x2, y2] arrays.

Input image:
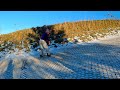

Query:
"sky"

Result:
[[0, 11, 120, 34]]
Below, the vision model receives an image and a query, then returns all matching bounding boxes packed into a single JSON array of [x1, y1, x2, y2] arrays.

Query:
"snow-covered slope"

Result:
[[0, 30, 120, 59], [0, 33, 120, 79]]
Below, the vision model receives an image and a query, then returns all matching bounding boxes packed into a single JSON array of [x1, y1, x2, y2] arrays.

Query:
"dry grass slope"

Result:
[[0, 19, 120, 51]]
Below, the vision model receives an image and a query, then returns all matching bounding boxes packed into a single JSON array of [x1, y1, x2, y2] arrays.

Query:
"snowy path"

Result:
[[0, 36, 120, 79]]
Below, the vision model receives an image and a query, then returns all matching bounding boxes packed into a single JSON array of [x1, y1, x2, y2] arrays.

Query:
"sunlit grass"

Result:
[[0, 19, 120, 51]]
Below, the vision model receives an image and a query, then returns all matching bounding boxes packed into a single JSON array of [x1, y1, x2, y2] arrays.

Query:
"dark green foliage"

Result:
[[54, 38, 63, 43]]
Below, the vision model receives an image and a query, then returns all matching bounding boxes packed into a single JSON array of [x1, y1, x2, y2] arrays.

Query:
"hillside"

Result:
[[0, 19, 120, 51]]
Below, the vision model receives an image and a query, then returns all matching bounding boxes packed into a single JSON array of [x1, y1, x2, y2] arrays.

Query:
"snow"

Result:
[[0, 30, 120, 79], [29, 49, 40, 58], [0, 30, 120, 61]]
